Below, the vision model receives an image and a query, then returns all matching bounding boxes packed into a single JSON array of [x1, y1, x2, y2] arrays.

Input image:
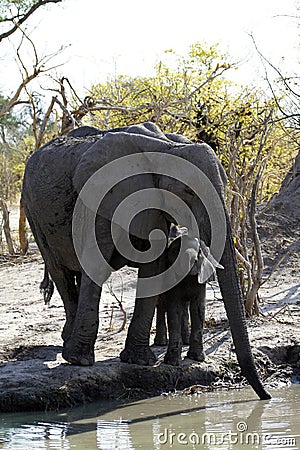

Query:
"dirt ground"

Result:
[[0, 208, 299, 412]]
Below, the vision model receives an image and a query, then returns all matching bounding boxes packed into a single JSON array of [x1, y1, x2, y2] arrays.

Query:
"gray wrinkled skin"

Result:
[[153, 232, 207, 365], [21, 122, 270, 400]]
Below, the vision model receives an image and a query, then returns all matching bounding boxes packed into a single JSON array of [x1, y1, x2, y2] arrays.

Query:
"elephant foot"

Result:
[[164, 350, 181, 366], [186, 349, 205, 362], [120, 345, 157, 366], [62, 339, 95, 366]]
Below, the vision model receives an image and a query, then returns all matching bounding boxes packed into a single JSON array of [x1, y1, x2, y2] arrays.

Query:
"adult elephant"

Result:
[[21, 122, 270, 400]]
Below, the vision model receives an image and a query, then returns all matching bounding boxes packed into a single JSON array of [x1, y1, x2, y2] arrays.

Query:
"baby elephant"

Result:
[[155, 231, 223, 366]]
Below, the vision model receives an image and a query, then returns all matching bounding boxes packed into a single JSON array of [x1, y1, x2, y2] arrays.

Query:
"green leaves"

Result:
[[85, 42, 297, 204]]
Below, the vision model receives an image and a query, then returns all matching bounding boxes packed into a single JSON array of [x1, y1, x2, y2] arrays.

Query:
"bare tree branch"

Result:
[[0, 27, 67, 119], [0, 70, 41, 118], [0, 0, 63, 43], [249, 33, 300, 130], [249, 34, 300, 98], [245, 169, 265, 316]]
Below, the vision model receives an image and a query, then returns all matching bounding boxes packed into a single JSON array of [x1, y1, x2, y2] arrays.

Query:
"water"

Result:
[[0, 385, 299, 449]]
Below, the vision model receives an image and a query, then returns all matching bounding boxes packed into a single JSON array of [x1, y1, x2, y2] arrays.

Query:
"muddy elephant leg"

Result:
[[62, 272, 102, 366], [181, 301, 190, 345], [45, 261, 79, 342], [120, 262, 159, 366], [153, 294, 168, 346], [26, 220, 79, 342], [164, 287, 183, 366], [186, 283, 206, 362]]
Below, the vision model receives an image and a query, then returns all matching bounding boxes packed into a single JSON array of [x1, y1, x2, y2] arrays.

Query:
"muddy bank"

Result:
[[1, 340, 299, 413], [0, 251, 299, 412]]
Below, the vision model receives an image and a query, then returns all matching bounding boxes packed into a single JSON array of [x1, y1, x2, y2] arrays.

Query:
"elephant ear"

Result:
[[72, 127, 171, 240], [198, 240, 224, 283], [168, 234, 200, 277]]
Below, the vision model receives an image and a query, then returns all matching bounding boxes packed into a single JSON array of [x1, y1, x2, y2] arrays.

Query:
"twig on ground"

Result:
[[260, 251, 291, 286], [270, 303, 294, 320], [105, 275, 127, 332], [260, 302, 295, 322]]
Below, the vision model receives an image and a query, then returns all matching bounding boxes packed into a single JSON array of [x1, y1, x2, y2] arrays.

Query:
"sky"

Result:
[[1, 0, 299, 96]]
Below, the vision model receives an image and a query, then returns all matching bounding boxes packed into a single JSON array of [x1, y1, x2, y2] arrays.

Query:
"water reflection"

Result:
[[0, 386, 299, 449], [96, 420, 133, 449]]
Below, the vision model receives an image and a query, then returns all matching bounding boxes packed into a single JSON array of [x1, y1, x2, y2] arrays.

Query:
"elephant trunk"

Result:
[[217, 217, 271, 400]]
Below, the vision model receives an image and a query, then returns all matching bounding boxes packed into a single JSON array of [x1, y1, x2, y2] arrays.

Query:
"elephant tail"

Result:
[[40, 266, 54, 305]]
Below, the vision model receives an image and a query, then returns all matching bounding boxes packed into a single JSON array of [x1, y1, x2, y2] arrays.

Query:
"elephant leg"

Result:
[[153, 294, 168, 346], [51, 267, 79, 342], [187, 283, 206, 362], [24, 218, 79, 341], [164, 287, 183, 366], [62, 272, 102, 366], [120, 262, 159, 366], [37, 251, 79, 342], [181, 301, 190, 345]]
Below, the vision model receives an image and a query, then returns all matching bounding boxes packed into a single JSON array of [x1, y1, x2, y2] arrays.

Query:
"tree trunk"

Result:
[[19, 200, 28, 254], [0, 199, 15, 255], [245, 173, 264, 316]]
